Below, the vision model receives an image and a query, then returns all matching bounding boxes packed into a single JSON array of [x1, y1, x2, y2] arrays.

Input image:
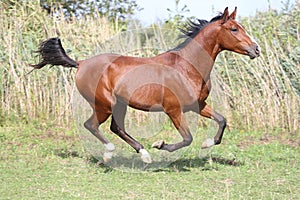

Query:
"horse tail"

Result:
[[30, 37, 78, 69]]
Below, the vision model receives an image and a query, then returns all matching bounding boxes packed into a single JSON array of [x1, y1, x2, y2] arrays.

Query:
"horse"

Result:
[[31, 7, 260, 163]]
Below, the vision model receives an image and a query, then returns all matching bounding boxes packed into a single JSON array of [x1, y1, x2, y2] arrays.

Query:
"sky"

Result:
[[133, 0, 295, 25]]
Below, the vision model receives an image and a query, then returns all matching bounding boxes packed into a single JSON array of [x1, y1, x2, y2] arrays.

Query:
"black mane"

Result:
[[172, 13, 224, 50]]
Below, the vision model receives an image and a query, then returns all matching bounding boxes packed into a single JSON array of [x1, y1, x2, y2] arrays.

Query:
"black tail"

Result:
[[30, 37, 78, 69]]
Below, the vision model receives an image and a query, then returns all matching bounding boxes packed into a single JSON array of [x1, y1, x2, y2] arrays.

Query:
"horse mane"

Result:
[[172, 13, 224, 50]]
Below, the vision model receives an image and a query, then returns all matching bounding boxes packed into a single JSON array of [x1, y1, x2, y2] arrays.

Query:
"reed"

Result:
[[0, 1, 298, 134], [0, 1, 113, 125]]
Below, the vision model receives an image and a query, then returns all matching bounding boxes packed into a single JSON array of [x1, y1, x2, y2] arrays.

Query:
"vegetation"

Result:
[[0, 0, 299, 199], [0, 124, 299, 199], [0, 0, 114, 126], [3, 0, 140, 26], [0, 0, 298, 133]]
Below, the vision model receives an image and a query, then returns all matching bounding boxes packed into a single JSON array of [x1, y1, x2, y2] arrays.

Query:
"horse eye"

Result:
[[231, 28, 238, 32]]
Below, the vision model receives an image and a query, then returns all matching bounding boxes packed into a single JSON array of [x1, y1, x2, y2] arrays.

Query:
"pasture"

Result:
[[0, 1, 299, 199], [1, 123, 299, 199]]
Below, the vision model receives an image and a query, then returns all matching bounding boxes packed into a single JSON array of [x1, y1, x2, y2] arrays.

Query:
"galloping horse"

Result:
[[31, 7, 260, 163]]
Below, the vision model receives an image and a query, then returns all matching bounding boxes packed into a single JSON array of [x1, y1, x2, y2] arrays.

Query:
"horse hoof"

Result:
[[103, 151, 113, 163], [201, 138, 215, 149], [103, 143, 115, 163], [139, 149, 152, 163], [104, 143, 115, 151], [151, 140, 165, 149]]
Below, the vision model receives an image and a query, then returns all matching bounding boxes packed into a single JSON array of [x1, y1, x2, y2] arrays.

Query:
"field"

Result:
[[1, 123, 299, 199], [0, 1, 299, 199]]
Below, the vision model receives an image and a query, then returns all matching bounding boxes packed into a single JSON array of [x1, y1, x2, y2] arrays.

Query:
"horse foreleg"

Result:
[[152, 111, 193, 152], [199, 102, 227, 148], [110, 102, 152, 163], [84, 111, 115, 163]]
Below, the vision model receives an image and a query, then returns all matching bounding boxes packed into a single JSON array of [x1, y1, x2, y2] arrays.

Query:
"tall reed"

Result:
[[0, 1, 113, 125], [0, 1, 299, 134]]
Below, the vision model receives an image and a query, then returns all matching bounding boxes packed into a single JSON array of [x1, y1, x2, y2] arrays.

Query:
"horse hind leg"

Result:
[[110, 101, 152, 163], [84, 111, 115, 163]]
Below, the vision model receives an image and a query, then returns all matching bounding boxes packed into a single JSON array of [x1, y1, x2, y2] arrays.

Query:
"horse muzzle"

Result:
[[247, 43, 261, 59]]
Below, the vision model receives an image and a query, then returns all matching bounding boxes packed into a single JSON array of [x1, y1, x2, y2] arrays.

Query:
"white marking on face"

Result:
[[238, 22, 261, 51], [248, 33, 261, 50]]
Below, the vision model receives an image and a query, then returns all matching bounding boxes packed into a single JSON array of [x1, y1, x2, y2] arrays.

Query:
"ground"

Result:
[[0, 123, 299, 199]]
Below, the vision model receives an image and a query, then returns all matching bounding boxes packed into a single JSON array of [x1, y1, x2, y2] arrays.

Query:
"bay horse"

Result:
[[31, 7, 260, 163]]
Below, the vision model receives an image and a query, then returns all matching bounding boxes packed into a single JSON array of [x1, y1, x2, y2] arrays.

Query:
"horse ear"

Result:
[[221, 7, 229, 24], [230, 7, 237, 20]]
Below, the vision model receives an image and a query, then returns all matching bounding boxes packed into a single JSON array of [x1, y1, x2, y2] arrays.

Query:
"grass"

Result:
[[0, 123, 299, 199]]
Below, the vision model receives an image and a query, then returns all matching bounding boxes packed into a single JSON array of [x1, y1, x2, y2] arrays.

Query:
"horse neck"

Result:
[[175, 26, 221, 80]]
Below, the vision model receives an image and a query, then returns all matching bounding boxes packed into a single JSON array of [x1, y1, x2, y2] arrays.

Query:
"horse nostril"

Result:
[[255, 45, 261, 55]]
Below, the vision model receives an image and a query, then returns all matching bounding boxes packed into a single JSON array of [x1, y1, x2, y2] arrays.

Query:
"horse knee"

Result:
[[84, 120, 98, 133], [219, 117, 227, 129], [183, 135, 193, 146], [84, 121, 93, 131]]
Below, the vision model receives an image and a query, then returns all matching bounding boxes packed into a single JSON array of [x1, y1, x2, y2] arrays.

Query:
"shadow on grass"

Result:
[[54, 148, 114, 173], [86, 156, 114, 173], [155, 156, 243, 172], [54, 148, 243, 173], [54, 148, 81, 158], [86, 155, 243, 173]]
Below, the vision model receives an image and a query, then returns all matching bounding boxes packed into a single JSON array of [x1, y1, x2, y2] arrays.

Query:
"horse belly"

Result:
[[117, 84, 164, 111], [117, 83, 197, 112]]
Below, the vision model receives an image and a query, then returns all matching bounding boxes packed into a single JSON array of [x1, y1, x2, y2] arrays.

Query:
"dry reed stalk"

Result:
[[0, 1, 298, 134]]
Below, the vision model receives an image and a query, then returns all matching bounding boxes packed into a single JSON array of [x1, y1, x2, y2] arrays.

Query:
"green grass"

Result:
[[0, 123, 299, 199]]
